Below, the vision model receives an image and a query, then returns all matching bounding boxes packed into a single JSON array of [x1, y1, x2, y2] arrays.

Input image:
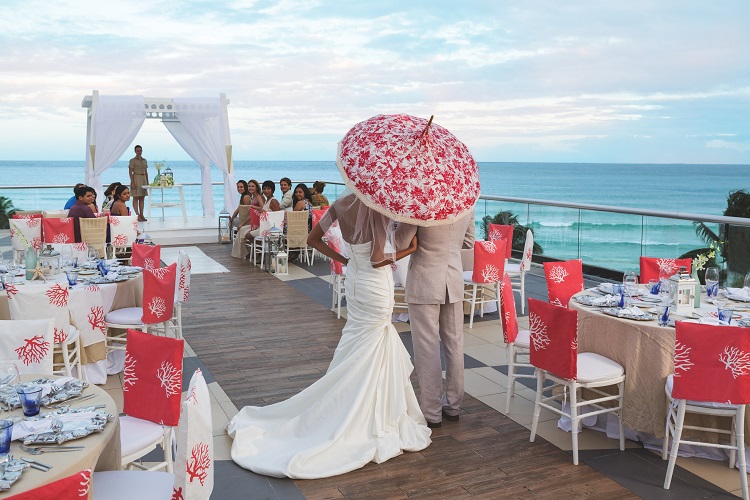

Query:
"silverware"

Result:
[[20, 444, 85, 455], [21, 457, 52, 470], [51, 393, 95, 408]]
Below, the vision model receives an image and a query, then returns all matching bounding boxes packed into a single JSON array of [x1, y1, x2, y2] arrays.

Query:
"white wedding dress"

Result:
[[227, 241, 431, 479]]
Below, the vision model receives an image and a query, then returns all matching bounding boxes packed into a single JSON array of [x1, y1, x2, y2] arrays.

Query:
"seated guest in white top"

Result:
[[278, 177, 294, 211]]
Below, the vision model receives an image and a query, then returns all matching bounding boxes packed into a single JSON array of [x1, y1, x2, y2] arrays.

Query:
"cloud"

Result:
[[706, 140, 750, 153]]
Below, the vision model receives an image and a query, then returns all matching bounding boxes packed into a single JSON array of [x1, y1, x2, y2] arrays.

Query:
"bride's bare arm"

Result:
[[307, 224, 348, 265], [371, 236, 418, 268]]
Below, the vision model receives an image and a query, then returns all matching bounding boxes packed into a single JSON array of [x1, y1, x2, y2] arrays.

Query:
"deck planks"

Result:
[[181, 244, 636, 499]]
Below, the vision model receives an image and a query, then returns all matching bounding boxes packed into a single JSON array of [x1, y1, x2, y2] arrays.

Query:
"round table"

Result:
[[0, 375, 120, 498], [570, 288, 750, 442]]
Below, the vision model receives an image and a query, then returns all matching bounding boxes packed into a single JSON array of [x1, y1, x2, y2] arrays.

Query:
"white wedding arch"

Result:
[[81, 90, 238, 216]]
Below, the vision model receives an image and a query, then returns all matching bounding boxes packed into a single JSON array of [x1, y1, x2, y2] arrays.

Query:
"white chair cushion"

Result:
[[105, 307, 143, 325], [120, 415, 166, 457], [514, 328, 531, 349], [93, 471, 175, 500], [665, 374, 741, 409], [576, 352, 624, 383], [64, 325, 80, 344], [505, 262, 522, 274]]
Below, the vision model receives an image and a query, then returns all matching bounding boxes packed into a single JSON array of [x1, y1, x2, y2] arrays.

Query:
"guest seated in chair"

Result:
[[64, 183, 85, 210], [310, 181, 330, 207], [278, 177, 294, 211], [68, 185, 97, 241], [102, 182, 122, 213], [229, 180, 252, 228], [246, 180, 281, 241], [293, 183, 314, 232], [110, 185, 132, 216]]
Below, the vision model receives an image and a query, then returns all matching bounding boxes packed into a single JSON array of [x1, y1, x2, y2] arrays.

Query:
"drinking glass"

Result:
[[623, 271, 639, 297], [87, 246, 99, 264], [744, 273, 750, 292], [704, 266, 720, 300], [16, 385, 42, 417], [0, 363, 20, 416], [717, 306, 735, 326], [648, 279, 661, 295], [106, 243, 114, 261], [66, 270, 79, 287], [657, 304, 670, 327], [0, 420, 12, 464]]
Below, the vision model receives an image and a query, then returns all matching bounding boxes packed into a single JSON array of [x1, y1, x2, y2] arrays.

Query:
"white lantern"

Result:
[[669, 270, 698, 315], [218, 210, 231, 244], [38, 245, 61, 276], [274, 251, 289, 275]]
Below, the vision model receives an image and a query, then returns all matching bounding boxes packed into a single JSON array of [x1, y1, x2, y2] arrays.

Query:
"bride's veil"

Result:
[[317, 189, 397, 266]]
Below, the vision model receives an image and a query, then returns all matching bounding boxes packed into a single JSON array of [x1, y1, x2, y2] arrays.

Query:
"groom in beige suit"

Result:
[[395, 213, 474, 427]]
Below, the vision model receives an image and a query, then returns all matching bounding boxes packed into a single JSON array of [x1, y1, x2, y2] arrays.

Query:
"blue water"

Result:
[[1, 160, 748, 271]]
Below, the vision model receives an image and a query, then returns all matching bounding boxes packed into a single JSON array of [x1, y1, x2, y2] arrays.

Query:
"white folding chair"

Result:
[[463, 240, 506, 328], [528, 298, 625, 465], [169, 250, 191, 340], [499, 274, 533, 414], [505, 229, 534, 314]]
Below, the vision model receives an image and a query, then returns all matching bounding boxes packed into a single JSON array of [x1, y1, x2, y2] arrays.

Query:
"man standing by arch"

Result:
[[129, 145, 149, 222]]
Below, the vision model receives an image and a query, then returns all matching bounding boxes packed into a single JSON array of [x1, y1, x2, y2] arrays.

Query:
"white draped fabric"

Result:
[[86, 96, 146, 192], [164, 121, 215, 217], [173, 98, 238, 212]]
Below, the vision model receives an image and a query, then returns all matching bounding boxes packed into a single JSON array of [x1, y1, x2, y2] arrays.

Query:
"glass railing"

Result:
[[2, 183, 748, 285]]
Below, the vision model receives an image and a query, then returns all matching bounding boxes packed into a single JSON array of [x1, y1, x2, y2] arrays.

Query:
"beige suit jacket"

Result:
[[395, 213, 475, 305]]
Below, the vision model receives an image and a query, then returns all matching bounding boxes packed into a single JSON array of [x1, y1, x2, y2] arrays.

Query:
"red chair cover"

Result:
[[248, 208, 261, 231], [544, 259, 584, 307], [41, 217, 75, 245], [8, 469, 91, 499], [311, 207, 330, 228], [500, 273, 518, 344], [673, 322, 750, 404], [639, 256, 692, 282], [487, 223, 513, 259], [132, 243, 161, 270], [329, 241, 344, 275], [528, 298, 578, 380], [142, 263, 177, 325], [472, 239, 506, 283], [123, 329, 184, 426]]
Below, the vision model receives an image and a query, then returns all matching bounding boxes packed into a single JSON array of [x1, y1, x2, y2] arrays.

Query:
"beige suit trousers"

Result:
[[409, 299, 464, 423]]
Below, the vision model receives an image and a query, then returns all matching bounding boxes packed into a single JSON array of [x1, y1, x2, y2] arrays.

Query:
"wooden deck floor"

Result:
[[180, 244, 636, 499]]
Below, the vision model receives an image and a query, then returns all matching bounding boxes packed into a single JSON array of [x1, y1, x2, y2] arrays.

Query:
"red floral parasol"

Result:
[[336, 114, 480, 226]]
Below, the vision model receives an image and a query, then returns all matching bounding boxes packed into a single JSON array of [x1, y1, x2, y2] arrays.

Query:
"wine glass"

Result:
[[623, 271, 639, 297], [0, 362, 20, 416], [704, 266, 720, 300], [87, 246, 99, 266], [743, 273, 750, 293]]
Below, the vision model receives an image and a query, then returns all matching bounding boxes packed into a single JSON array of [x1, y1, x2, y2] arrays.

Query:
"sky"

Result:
[[0, 0, 749, 164]]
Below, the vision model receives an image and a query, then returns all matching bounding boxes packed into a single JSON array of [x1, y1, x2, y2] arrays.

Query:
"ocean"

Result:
[[1, 160, 748, 272]]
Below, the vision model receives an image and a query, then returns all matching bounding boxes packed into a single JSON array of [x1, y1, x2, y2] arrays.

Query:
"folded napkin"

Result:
[[12, 411, 98, 440], [591, 294, 616, 306], [104, 271, 120, 281], [40, 377, 78, 398], [0, 265, 7, 273], [599, 283, 616, 294], [727, 288, 750, 300], [618, 306, 646, 317]]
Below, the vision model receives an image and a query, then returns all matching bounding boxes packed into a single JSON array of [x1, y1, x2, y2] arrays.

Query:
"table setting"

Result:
[[0, 373, 119, 495]]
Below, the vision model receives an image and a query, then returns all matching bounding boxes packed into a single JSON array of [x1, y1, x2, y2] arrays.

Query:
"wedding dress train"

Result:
[[227, 242, 431, 479]]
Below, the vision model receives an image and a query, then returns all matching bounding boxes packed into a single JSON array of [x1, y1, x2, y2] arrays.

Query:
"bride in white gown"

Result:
[[227, 193, 432, 479]]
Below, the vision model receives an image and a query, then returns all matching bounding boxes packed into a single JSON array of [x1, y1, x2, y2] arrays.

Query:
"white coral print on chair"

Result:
[[673, 341, 693, 376], [157, 361, 182, 398], [15, 335, 51, 366], [548, 265, 569, 284], [528, 312, 551, 351], [720, 346, 750, 379], [123, 353, 137, 392]]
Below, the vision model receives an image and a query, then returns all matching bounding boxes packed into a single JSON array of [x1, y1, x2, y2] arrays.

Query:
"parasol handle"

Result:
[[422, 115, 434, 136]]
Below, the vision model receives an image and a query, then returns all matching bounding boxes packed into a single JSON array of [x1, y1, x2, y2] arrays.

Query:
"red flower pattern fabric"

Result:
[[142, 263, 177, 324], [329, 241, 344, 275], [174, 369, 214, 499], [639, 257, 693, 282], [258, 211, 285, 237], [132, 243, 161, 270], [337, 114, 481, 225], [472, 239, 506, 283], [528, 298, 579, 380], [7, 282, 70, 345], [9, 469, 91, 499], [9, 218, 42, 251], [42, 217, 75, 245], [487, 223, 513, 259], [109, 215, 138, 248], [544, 259, 584, 307], [0, 318, 54, 374], [248, 208, 261, 231], [672, 322, 750, 404], [68, 285, 106, 348], [123, 329, 184, 426], [500, 273, 518, 344]]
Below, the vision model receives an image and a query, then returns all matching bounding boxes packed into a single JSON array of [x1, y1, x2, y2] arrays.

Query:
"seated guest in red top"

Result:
[[68, 185, 97, 242]]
